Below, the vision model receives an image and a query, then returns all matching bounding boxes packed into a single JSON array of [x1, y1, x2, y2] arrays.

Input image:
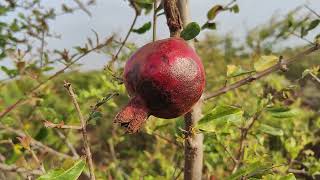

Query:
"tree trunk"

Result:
[[178, 1, 204, 180]]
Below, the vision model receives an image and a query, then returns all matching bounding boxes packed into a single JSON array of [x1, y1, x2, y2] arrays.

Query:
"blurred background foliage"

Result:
[[0, 0, 320, 179]]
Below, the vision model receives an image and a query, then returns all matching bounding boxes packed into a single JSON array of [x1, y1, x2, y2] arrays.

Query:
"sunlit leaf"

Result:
[[266, 106, 298, 118], [227, 162, 273, 180], [197, 105, 243, 132], [259, 124, 284, 136], [227, 65, 254, 77], [279, 173, 296, 180], [254, 55, 279, 72], [180, 22, 200, 40], [37, 159, 86, 180]]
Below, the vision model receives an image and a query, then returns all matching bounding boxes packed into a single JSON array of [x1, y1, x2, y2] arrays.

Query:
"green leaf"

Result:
[[180, 22, 201, 40], [201, 22, 216, 30], [207, 5, 224, 20], [266, 106, 298, 118], [227, 162, 273, 180], [88, 111, 102, 121], [279, 173, 296, 180], [307, 19, 320, 31], [1, 66, 18, 77], [37, 159, 86, 180], [197, 105, 243, 132], [5, 145, 23, 165], [254, 55, 279, 72], [134, 0, 154, 4], [9, 19, 20, 32], [231, 5, 239, 13], [300, 26, 308, 37], [74, 46, 88, 54], [132, 22, 151, 34], [302, 69, 311, 78], [34, 127, 49, 141], [259, 124, 284, 136], [227, 65, 254, 77]]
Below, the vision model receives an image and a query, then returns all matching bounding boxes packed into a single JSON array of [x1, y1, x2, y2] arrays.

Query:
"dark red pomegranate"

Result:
[[114, 37, 205, 133]]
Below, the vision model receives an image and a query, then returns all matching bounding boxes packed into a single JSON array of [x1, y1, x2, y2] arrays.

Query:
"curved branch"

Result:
[[204, 44, 320, 101]]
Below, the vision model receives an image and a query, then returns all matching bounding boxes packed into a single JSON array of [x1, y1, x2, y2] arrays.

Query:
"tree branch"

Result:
[[0, 36, 113, 119], [63, 81, 95, 180], [152, 0, 158, 42], [204, 44, 320, 101], [43, 120, 82, 130], [164, 0, 182, 37], [232, 111, 262, 173], [108, 0, 140, 67], [0, 162, 43, 176], [54, 129, 80, 158], [0, 124, 73, 159]]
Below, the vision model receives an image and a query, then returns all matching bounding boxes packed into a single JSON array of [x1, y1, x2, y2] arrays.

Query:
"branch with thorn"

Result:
[[204, 43, 320, 101], [63, 81, 95, 180]]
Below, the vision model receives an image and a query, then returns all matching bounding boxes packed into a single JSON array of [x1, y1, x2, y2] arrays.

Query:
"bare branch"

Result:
[[204, 44, 320, 101], [0, 37, 113, 119], [54, 130, 80, 158], [73, 0, 92, 16], [232, 111, 263, 173], [63, 81, 95, 180], [0, 162, 43, 176], [309, 72, 320, 84], [44, 120, 82, 130], [153, 0, 158, 42], [304, 5, 320, 18], [0, 124, 73, 159], [108, 13, 138, 68]]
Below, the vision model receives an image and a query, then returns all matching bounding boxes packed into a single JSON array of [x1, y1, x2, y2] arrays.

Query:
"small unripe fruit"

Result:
[[114, 37, 205, 133]]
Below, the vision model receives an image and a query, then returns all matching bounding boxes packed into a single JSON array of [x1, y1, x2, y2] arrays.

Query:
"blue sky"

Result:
[[1, 0, 320, 78]]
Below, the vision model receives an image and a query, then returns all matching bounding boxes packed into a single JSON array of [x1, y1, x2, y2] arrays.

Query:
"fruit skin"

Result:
[[114, 37, 205, 133]]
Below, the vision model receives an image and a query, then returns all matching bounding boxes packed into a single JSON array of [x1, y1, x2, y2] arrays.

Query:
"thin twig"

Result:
[[74, 0, 92, 16], [63, 81, 95, 180], [204, 44, 320, 101], [309, 72, 320, 84], [0, 38, 112, 119], [0, 124, 72, 159], [290, 31, 315, 45], [153, 132, 182, 148], [232, 111, 262, 173], [216, 139, 237, 164], [304, 5, 320, 18], [288, 168, 309, 175], [109, 13, 138, 67], [153, 0, 158, 42], [39, 30, 45, 67], [44, 120, 82, 130], [29, 148, 46, 173], [54, 130, 80, 158], [0, 162, 43, 176]]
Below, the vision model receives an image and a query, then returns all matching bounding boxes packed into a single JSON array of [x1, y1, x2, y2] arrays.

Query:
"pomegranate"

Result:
[[114, 37, 205, 133]]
